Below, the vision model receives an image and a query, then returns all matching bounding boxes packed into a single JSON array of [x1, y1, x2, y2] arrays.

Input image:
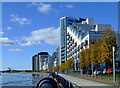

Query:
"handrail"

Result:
[[48, 72, 73, 88]]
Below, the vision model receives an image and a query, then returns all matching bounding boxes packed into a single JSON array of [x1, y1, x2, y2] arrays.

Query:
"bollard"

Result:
[[66, 81, 69, 88], [70, 82, 73, 88], [36, 77, 58, 88]]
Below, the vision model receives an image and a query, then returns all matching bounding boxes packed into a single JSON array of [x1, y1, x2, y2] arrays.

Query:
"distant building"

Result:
[[56, 47, 60, 66], [51, 52, 56, 66], [32, 52, 49, 71], [48, 56, 53, 69], [32, 55, 37, 71], [39, 52, 49, 70]]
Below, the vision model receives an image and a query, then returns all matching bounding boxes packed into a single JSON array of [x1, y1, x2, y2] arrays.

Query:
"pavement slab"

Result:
[[59, 74, 119, 88]]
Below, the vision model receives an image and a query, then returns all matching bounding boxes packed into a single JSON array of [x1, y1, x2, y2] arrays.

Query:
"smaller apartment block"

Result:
[[32, 48, 60, 71], [32, 52, 50, 71]]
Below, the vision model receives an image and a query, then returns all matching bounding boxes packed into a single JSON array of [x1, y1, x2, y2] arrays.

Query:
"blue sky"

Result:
[[1, 2, 118, 70]]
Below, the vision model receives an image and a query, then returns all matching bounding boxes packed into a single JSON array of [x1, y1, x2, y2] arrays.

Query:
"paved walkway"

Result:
[[59, 74, 114, 87]]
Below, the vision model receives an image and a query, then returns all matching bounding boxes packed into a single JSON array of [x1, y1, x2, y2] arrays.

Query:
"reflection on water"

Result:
[[1, 73, 45, 86]]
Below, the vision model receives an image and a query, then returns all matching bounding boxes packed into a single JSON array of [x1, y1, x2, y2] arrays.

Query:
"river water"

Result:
[[0, 73, 46, 87]]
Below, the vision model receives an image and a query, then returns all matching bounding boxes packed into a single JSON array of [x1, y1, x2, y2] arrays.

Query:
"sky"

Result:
[[1, 2, 118, 70]]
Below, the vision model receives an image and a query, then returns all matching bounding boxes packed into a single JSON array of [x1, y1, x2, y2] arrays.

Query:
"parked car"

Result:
[[106, 68, 113, 73], [102, 69, 107, 74], [94, 70, 97, 75], [94, 70, 102, 75], [86, 70, 92, 75], [116, 68, 120, 72]]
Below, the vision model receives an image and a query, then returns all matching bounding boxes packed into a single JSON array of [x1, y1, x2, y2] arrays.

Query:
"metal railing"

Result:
[[57, 75, 73, 88]]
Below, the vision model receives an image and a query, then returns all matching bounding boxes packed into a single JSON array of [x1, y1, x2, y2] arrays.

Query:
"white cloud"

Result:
[[27, 3, 52, 14], [10, 14, 31, 25], [37, 3, 51, 14], [7, 26, 12, 30], [65, 5, 74, 8], [0, 31, 3, 35], [0, 37, 14, 46], [8, 48, 23, 52], [20, 41, 34, 46], [26, 2, 37, 7], [20, 27, 59, 46]]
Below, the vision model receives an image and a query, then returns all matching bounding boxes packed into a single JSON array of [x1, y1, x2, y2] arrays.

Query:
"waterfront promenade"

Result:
[[59, 74, 119, 88]]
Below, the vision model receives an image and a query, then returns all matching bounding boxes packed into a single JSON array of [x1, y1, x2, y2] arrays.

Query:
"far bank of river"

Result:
[[2, 72, 49, 75]]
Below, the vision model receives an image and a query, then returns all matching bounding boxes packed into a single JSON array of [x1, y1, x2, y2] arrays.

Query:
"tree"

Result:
[[50, 68, 52, 72], [8, 67, 11, 72], [65, 58, 74, 72], [79, 50, 85, 68], [79, 49, 85, 75], [89, 39, 98, 78], [52, 67, 55, 72], [84, 49, 91, 68], [101, 29, 118, 80], [95, 38, 105, 78], [102, 29, 118, 61], [55, 65, 59, 71], [90, 44, 97, 64], [60, 63, 65, 72]]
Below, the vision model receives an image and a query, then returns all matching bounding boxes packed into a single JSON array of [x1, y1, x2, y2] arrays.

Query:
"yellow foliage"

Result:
[[60, 63, 65, 71], [65, 58, 74, 70], [79, 50, 85, 67], [55, 65, 59, 71]]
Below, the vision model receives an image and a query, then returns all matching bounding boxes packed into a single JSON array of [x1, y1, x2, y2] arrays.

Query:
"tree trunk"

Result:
[[96, 64, 98, 78], [81, 67, 83, 75], [108, 61, 110, 80], [101, 63, 103, 79], [92, 62, 94, 78]]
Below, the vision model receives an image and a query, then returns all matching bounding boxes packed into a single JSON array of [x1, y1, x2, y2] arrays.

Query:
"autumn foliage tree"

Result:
[[50, 68, 52, 72], [89, 39, 98, 65], [79, 49, 85, 68], [60, 63, 65, 72], [65, 58, 74, 72], [78, 29, 118, 79], [101, 29, 118, 62], [52, 67, 55, 72], [55, 65, 59, 71], [95, 38, 105, 78], [101, 29, 118, 79], [84, 49, 91, 68], [79, 49, 85, 74]]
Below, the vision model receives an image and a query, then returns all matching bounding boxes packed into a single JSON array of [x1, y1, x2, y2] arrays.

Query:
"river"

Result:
[[0, 73, 46, 87]]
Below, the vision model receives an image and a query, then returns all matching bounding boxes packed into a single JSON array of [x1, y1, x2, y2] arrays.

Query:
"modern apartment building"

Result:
[[59, 17, 86, 65], [59, 17, 120, 69], [32, 52, 49, 71]]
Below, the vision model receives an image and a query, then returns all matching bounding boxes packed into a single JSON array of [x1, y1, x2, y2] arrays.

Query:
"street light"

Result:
[[113, 46, 116, 82], [92, 62, 94, 78]]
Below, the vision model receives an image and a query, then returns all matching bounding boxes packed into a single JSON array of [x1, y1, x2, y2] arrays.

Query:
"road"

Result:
[[59, 74, 119, 88]]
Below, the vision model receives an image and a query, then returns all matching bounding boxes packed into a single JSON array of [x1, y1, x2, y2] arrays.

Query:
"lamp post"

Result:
[[77, 58, 79, 71], [92, 62, 94, 78], [113, 46, 116, 82], [74, 59, 77, 71]]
